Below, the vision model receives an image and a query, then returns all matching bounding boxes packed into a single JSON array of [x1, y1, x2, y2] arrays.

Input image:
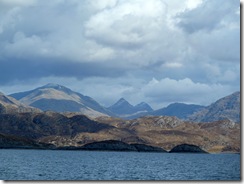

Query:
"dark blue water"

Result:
[[0, 149, 240, 180]]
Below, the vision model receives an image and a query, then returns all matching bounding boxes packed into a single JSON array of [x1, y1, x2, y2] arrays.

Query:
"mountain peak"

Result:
[[43, 83, 62, 88], [108, 98, 134, 115], [39, 83, 73, 94], [135, 102, 153, 112], [42, 83, 67, 90], [10, 84, 113, 118], [113, 98, 132, 107], [108, 99, 154, 116]]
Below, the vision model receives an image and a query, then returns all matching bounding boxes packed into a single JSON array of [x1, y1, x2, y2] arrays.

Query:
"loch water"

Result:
[[0, 149, 240, 181]]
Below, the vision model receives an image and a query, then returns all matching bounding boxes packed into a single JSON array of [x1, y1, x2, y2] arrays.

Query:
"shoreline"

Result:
[[0, 147, 240, 154]]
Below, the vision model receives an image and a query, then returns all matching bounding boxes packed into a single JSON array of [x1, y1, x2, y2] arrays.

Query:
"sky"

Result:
[[0, 0, 240, 109]]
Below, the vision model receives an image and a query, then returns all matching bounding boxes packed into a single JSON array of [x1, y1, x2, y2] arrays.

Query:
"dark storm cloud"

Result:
[[0, 57, 124, 85], [177, 0, 239, 33]]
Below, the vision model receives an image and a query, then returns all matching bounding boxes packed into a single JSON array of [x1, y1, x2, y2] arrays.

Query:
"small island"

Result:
[[169, 144, 208, 153]]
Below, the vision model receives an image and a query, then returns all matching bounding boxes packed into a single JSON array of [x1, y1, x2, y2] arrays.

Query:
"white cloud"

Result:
[[4, 31, 49, 58], [162, 62, 183, 68], [84, 0, 167, 48], [185, 0, 203, 10], [140, 77, 235, 108]]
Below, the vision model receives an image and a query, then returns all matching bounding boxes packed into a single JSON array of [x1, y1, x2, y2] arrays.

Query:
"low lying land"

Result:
[[0, 111, 240, 153]]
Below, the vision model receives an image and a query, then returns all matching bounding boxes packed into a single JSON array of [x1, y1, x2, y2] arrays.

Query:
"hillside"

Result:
[[10, 83, 114, 118], [0, 92, 40, 114], [0, 107, 239, 153], [152, 103, 205, 120], [188, 92, 240, 123], [95, 116, 240, 152], [0, 88, 240, 153], [0, 111, 114, 140]]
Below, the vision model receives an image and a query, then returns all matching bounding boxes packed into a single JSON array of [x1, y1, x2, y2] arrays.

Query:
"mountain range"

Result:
[[107, 98, 153, 118], [5, 83, 240, 123], [0, 109, 240, 153], [0, 85, 240, 153]]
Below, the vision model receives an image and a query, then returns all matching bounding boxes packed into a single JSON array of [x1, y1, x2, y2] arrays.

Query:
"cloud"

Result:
[[0, 0, 240, 109], [0, 57, 126, 85], [189, 28, 240, 62], [177, 0, 239, 33], [0, 0, 36, 10], [84, 0, 167, 49], [48, 76, 237, 109], [140, 77, 235, 108], [176, 0, 240, 63], [162, 62, 183, 68]]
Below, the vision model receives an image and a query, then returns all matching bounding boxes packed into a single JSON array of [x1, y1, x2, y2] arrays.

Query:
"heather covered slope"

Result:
[[95, 116, 240, 153], [0, 111, 114, 140], [0, 111, 240, 153]]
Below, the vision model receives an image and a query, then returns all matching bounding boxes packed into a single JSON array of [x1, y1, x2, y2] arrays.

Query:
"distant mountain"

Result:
[[120, 92, 240, 121], [152, 103, 205, 120], [108, 98, 134, 115], [108, 98, 204, 120], [108, 98, 153, 117], [134, 102, 154, 112], [10, 83, 114, 118], [9, 84, 240, 122], [188, 91, 240, 123], [0, 92, 40, 114]]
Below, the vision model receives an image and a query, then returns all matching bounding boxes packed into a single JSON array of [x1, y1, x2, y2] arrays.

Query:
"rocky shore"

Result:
[[1, 136, 211, 154]]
